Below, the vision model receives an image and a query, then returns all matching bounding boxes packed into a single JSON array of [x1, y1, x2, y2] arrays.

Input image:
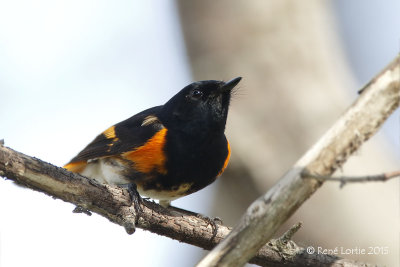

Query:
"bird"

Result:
[[64, 77, 241, 207]]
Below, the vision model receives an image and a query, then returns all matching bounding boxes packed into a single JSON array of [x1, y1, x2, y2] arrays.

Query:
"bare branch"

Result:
[[0, 144, 370, 267], [267, 222, 303, 259], [197, 55, 400, 267], [276, 222, 303, 246], [302, 170, 400, 188]]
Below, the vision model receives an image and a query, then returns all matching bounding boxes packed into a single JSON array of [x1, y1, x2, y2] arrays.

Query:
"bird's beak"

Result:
[[220, 77, 242, 93]]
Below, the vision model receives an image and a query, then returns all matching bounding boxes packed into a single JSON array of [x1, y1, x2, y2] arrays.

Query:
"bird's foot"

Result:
[[196, 214, 223, 241], [125, 183, 143, 215]]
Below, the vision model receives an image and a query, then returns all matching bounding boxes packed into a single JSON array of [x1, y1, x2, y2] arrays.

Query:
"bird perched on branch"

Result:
[[64, 77, 241, 207]]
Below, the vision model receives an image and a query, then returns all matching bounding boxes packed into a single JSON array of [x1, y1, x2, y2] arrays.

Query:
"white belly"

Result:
[[81, 158, 130, 185], [80, 158, 189, 207]]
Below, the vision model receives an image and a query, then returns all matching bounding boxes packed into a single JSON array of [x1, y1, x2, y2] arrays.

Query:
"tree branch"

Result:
[[302, 170, 400, 188], [0, 144, 371, 267], [197, 55, 400, 267]]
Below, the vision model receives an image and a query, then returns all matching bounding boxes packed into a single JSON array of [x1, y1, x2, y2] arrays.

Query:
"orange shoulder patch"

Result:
[[64, 161, 87, 173], [122, 128, 168, 175], [218, 140, 231, 176]]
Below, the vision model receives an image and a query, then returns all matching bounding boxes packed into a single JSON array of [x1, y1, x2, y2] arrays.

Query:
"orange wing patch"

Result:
[[217, 140, 231, 176], [103, 125, 119, 151], [64, 161, 87, 173], [103, 126, 117, 139], [122, 128, 168, 175]]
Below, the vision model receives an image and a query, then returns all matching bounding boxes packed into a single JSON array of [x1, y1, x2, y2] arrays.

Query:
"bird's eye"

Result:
[[191, 90, 203, 100]]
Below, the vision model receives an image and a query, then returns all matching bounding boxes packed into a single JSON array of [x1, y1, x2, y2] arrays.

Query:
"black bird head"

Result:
[[161, 77, 241, 134]]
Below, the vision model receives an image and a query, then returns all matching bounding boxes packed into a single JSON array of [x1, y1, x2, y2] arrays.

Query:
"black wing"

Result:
[[67, 106, 164, 163]]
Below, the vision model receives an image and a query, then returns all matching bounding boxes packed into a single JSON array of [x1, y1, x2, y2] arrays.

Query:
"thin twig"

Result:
[[267, 222, 303, 260], [277, 222, 302, 245], [268, 222, 302, 252], [302, 170, 400, 188]]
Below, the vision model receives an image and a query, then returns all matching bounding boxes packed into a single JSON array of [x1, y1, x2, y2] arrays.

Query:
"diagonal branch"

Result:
[[197, 54, 400, 267], [0, 144, 371, 267]]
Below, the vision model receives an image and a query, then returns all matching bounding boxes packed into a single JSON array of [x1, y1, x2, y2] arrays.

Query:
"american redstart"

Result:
[[64, 77, 241, 207]]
